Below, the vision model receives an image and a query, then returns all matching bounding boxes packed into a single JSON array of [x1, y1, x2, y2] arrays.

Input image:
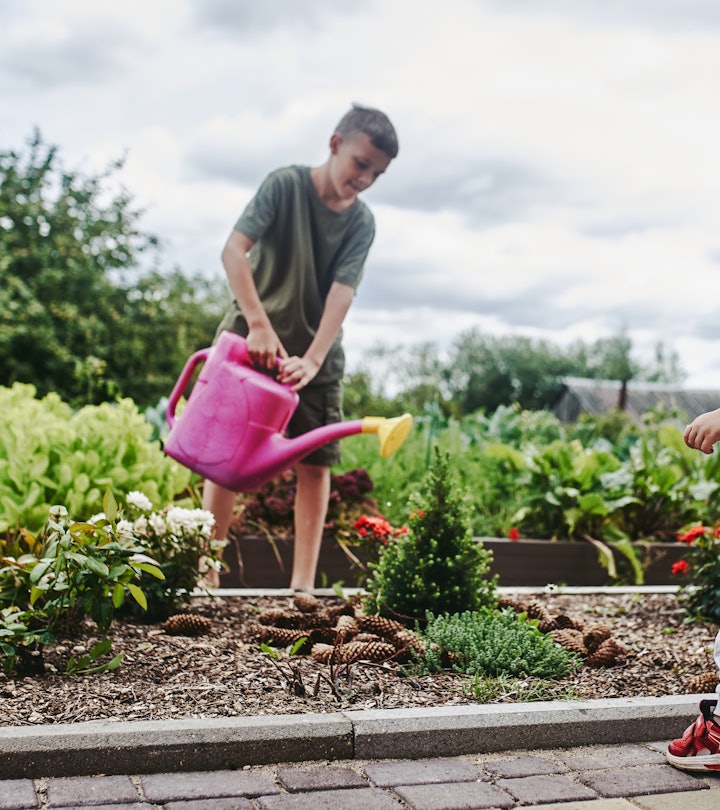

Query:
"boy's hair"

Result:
[[335, 104, 399, 159]]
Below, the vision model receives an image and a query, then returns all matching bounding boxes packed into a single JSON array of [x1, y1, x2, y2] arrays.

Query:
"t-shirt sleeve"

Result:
[[234, 171, 281, 243], [332, 208, 375, 290]]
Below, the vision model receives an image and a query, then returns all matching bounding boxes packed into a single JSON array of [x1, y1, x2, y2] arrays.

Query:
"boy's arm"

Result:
[[221, 229, 287, 369], [685, 408, 720, 454], [278, 281, 355, 391]]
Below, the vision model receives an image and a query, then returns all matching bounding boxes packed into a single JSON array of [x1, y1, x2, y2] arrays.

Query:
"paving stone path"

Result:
[[1, 741, 719, 809]]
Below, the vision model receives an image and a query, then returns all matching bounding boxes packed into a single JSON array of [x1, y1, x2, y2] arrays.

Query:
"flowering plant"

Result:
[[674, 523, 720, 622], [94, 491, 222, 618]]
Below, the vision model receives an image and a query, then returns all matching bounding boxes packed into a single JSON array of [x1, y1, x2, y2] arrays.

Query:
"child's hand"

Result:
[[684, 408, 720, 454], [278, 356, 321, 391], [246, 327, 287, 370]]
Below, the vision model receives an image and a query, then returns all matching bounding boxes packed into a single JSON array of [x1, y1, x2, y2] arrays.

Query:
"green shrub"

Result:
[[0, 383, 192, 533], [420, 609, 581, 679], [674, 524, 720, 623], [364, 449, 496, 623], [0, 492, 164, 674]]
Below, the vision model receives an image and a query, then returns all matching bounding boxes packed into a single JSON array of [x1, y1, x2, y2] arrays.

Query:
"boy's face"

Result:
[[328, 132, 392, 202]]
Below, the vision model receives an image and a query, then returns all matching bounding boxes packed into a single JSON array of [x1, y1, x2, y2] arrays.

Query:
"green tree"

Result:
[[0, 130, 225, 407]]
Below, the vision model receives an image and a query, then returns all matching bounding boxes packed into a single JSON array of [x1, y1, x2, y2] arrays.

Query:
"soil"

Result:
[[1, 591, 718, 727]]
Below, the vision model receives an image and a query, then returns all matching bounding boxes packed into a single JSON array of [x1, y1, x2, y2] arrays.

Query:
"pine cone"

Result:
[[497, 597, 525, 613], [162, 613, 212, 636], [336, 640, 396, 663], [585, 638, 626, 668], [355, 632, 382, 644], [257, 626, 309, 647], [689, 671, 719, 694], [583, 623, 612, 654], [554, 614, 584, 631], [326, 602, 356, 621], [550, 628, 587, 656], [308, 626, 338, 644], [525, 600, 552, 623], [293, 592, 321, 613], [335, 615, 359, 636], [311, 643, 335, 663], [357, 615, 405, 637], [538, 617, 560, 633]]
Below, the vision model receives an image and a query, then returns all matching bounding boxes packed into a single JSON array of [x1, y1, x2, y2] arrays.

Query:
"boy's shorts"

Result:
[[287, 382, 343, 467]]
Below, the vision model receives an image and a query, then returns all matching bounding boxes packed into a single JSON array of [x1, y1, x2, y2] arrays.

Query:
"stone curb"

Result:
[[0, 695, 705, 779]]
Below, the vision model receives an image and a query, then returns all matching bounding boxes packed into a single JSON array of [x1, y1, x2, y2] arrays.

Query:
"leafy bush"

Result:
[[364, 449, 496, 623], [0, 383, 192, 533], [0, 492, 164, 674], [419, 609, 581, 679]]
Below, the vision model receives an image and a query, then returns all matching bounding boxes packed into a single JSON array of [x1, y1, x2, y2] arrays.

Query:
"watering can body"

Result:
[[164, 331, 412, 491]]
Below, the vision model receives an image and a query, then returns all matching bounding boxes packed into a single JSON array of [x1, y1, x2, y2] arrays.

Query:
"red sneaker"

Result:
[[667, 699, 720, 771]]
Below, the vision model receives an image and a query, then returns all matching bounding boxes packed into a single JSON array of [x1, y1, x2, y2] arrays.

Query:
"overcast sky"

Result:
[[3, 0, 720, 388]]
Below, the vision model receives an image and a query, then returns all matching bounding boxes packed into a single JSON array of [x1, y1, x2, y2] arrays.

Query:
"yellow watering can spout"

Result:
[[361, 413, 413, 458]]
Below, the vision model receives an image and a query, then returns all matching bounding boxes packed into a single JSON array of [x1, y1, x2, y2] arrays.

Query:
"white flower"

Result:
[[88, 512, 106, 524], [116, 519, 135, 538], [133, 516, 148, 535], [166, 507, 215, 538], [149, 513, 167, 536], [126, 491, 153, 512]]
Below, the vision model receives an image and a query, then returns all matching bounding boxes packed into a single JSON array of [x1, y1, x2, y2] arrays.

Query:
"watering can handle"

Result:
[[165, 347, 210, 428]]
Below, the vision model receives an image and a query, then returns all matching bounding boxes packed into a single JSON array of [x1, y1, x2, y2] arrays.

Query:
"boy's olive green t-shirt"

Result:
[[220, 165, 375, 385]]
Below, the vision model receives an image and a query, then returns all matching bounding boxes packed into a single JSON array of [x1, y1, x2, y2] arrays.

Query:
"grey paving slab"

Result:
[[577, 764, 708, 798], [45, 774, 139, 807], [555, 743, 665, 770], [393, 780, 515, 809], [632, 791, 720, 809], [140, 770, 279, 803], [276, 765, 367, 792], [163, 799, 254, 810], [496, 774, 598, 804], [0, 778, 38, 809], [348, 696, 701, 759], [255, 787, 404, 809], [363, 758, 480, 787], [46, 805, 149, 810], [480, 754, 567, 778], [0, 713, 353, 779]]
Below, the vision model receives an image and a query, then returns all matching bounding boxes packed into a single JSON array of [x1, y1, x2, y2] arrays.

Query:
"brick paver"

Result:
[[0, 778, 38, 810], [140, 770, 279, 803], [363, 757, 480, 786], [163, 799, 254, 810], [578, 764, 708, 798], [480, 755, 567, 778], [45, 775, 139, 807], [496, 773, 599, 804], [555, 744, 665, 771], [632, 791, 720, 809], [256, 787, 404, 809], [276, 765, 367, 792], [393, 780, 515, 809]]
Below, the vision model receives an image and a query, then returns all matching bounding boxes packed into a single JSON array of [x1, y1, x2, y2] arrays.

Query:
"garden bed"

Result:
[[0, 591, 717, 727]]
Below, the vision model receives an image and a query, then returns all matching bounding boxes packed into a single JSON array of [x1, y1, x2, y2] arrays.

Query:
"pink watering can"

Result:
[[164, 331, 413, 491]]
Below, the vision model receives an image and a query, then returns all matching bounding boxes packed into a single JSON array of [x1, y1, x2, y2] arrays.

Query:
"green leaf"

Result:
[[133, 562, 165, 580], [103, 489, 118, 523], [84, 557, 110, 578], [127, 583, 147, 610], [112, 582, 125, 608]]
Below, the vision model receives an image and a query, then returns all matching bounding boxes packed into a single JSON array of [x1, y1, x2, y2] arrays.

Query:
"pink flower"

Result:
[[671, 560, 690, 576], [508, 527, 520, 541]]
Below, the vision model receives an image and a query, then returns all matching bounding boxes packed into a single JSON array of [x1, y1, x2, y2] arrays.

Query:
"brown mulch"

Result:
[[0, 592, 717, 727]]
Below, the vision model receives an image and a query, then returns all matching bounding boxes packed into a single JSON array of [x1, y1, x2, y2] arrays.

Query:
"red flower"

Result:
[[671, 560, 690, 576], [508, 527, 520, 541], [677, 525, 710, 544]]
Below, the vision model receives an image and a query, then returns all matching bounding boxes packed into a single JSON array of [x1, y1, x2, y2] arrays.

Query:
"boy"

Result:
[[202, 104, 398, 591], [666, 408, 720, 770]]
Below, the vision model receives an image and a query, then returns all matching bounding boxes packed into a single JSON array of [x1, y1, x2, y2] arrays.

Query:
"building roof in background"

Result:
[[552, 377, 720, 424]]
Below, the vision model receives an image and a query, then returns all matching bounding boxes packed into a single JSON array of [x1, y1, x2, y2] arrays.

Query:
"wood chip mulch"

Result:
[[0, 592, 717, 727]]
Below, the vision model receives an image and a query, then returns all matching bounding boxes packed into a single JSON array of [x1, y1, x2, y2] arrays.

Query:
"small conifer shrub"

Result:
[[364, 449, 497, 623], [421, 609, 581, 679]]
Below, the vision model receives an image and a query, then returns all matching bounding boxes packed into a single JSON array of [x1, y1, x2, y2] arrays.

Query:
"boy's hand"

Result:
[[684, 408, 720, 454], [278, 356, 321, 392], [246, 326, 287, 370]]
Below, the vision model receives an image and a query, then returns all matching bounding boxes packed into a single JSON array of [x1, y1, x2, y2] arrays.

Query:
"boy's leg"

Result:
[[290, 462, 330, 591], [200, 479, 237, 587]]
